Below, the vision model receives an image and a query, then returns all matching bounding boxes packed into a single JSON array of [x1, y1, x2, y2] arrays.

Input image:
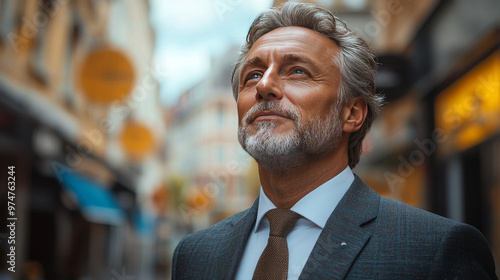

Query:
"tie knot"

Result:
[[266, 208, 301, 237]]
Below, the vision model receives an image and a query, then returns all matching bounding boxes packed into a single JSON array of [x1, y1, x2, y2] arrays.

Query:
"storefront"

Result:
[[0, 90, 139, 279], [359, 0, 500, 269], [432, 36, 500, 269]]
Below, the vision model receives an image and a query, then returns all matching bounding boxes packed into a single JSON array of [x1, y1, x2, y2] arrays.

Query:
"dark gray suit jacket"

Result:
[[172, 176, 497, 279]]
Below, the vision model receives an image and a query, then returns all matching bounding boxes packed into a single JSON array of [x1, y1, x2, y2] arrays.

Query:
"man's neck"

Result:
[[258, 147, 349, 209]]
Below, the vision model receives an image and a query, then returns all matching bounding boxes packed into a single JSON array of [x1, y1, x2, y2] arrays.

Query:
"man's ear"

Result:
[[342, 97, 367, 133]]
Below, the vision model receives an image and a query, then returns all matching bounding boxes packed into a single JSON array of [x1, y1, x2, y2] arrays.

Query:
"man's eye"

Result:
[[292, 69, 306, 75], [247, 73, 262, 81]]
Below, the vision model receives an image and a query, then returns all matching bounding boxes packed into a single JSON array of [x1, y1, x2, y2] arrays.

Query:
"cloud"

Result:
[[151, 0, 273, 106]]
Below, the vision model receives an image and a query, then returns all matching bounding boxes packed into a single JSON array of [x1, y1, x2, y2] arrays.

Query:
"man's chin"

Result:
[[247, 150, 304, 174]]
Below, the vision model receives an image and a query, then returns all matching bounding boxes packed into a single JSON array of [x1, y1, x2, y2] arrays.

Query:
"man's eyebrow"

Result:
[[239, 56, 266, 80], [281, 53, 321, 73]]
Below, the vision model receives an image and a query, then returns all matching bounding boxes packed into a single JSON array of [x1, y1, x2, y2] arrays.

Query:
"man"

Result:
[[172, 2, 497, 279]]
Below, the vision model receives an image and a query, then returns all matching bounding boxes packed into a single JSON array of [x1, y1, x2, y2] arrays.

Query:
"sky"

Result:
[[150, 0, 274, 106]]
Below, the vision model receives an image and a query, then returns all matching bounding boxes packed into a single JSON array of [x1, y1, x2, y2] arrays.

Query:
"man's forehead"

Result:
[[244, 26, 340, 61]]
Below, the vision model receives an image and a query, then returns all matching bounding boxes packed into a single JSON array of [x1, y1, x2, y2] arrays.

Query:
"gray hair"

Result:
[[231, 1, 383, 168]]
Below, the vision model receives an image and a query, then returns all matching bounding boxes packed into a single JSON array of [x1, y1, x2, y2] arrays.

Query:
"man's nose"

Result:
[[255, 67, 283, 101]]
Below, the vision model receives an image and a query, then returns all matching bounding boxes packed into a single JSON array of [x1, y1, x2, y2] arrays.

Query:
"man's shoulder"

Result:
[[351, 175, 459, 231], [377, 195, 469, 234], [172, 205, 258, 279], [373, 195, 497, 279]]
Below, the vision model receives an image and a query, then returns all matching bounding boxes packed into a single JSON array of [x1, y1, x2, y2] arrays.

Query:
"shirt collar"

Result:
[[254, 166, 354, 232]]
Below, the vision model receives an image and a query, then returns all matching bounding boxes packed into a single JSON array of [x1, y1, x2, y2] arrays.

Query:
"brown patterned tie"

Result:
[[252, 208, 302, 280]]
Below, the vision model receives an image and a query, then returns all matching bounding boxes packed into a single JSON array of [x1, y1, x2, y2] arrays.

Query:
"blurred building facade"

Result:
[[165, 47, 257, 234], [0, 0, 167, 279]]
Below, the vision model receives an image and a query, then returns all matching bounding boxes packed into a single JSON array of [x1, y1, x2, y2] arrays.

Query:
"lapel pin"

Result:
[[340, 242, 347, 249]]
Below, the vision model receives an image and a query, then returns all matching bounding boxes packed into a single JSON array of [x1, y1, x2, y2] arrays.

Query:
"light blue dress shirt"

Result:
[[235, 166, 354, 280]]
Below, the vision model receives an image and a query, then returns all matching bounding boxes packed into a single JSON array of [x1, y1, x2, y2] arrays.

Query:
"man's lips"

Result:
[[250, 110, 292, 123]]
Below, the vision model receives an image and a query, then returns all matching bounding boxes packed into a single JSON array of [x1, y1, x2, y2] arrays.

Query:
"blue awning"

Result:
[[56, 167, 125, 226], [134, 210, 157, 237]]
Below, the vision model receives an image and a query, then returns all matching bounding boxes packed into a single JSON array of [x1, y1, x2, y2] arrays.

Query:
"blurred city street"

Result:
[[0, 0, 499, 279]]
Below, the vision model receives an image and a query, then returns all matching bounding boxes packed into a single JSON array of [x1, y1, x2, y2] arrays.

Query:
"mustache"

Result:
[[242, 101, 301, 125]]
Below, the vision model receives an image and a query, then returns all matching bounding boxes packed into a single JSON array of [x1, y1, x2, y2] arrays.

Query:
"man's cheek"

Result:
[[236, 106, 247, 123]]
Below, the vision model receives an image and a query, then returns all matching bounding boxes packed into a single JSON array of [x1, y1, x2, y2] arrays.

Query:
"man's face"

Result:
[[237, 26, 344, 172]]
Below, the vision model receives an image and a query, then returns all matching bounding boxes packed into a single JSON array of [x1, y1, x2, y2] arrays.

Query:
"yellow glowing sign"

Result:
[[120, 122, 155, 160], [435, 51, 500, 153], [78, 46, 135, 104]]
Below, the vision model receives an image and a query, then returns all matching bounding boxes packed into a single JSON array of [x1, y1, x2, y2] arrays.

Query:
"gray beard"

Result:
[[238, 101, 343, 174]]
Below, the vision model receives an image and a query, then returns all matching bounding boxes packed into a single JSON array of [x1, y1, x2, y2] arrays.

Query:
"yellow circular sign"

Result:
[[78, 47, 135, 104], [120, 122, 155, 160]]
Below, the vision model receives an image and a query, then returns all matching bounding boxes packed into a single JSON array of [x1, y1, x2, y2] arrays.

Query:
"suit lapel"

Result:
[[299, 176, 380, 280], [210, 199, 259, 279]]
